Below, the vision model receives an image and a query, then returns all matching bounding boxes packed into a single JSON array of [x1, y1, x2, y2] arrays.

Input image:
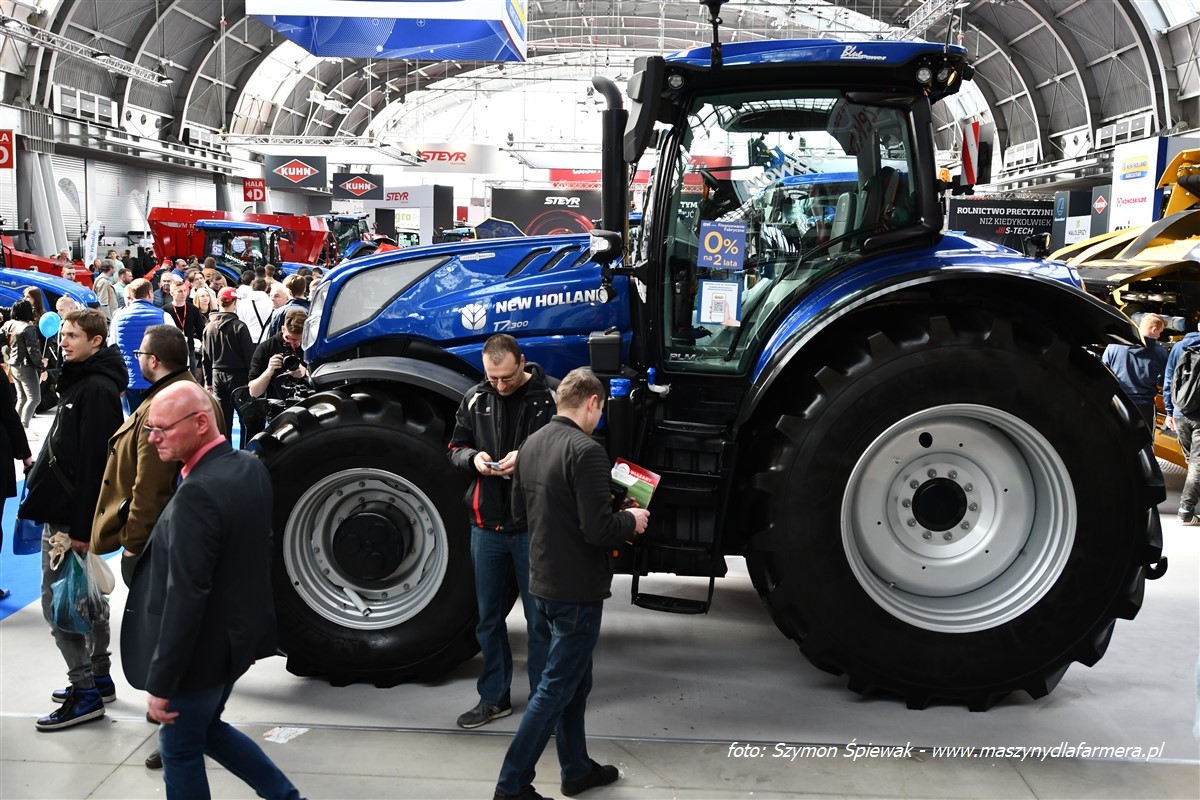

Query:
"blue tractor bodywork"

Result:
[[0, 268, 99, 311], [254, 27, 1164, 709]]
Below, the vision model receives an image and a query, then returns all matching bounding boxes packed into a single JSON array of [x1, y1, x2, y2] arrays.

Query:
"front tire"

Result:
[[745, 308, 1164, 709], [253, 384, 478, 686]]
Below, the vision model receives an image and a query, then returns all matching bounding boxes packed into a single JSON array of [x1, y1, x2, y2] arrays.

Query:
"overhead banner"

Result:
[[946, 197, 1054, 252], [332, 172, 384, 200], [248, 0, 527, 62], [402, 143, 493, 175], [265, 155, 327, 190], [490, 189, 601, 236]]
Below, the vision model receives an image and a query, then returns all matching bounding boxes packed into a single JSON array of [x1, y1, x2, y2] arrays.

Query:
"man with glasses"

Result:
[[448, 334, 556, 730], [18, 309, 127, 731], [121, 381, 301, 800]]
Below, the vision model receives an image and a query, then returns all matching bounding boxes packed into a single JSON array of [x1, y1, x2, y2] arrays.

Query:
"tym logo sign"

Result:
[[341, 177, 377, 196], [420, 151, 467, 163], [274, 160, 317, 182], [544, 197, 581, 206]]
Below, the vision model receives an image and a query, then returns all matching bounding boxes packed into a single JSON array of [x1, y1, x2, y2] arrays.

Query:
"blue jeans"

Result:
[[1177, 415, 1200, 512], [471, 526, 550, 704], [496, 598, 603, 796], [158, 681, 300, 800]]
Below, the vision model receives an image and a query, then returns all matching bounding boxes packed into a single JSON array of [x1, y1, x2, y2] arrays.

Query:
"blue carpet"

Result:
[[0, 418, 243, 622]]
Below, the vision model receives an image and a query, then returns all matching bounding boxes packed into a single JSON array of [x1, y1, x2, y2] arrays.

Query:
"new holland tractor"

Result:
[[251, 3, 1166, 710]]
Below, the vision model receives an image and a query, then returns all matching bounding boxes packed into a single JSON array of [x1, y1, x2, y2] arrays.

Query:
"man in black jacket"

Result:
[[494, 368, 648, 800], [20, 309, 127, 731], [448, 334, 555, 729], [202, 287, 254, 437], [121, 381, 299, 799]]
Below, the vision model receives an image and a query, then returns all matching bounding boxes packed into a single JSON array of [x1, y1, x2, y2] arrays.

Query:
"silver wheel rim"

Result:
[[283, 467, 448, 630], [841, 403, 1075, 633]]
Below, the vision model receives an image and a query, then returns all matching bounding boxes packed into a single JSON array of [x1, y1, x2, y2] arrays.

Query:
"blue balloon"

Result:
[[39, 311, 61, 338]]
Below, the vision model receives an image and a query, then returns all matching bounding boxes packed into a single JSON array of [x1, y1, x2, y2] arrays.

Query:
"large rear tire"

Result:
[[252, 384, 478, 686], [745, 308, 1165, 709]]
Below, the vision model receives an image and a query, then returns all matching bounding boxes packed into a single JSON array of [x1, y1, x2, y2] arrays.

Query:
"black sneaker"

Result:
[[36, 686, 106, 731], [493, 788, 549, 800], [145, 749, 163, 770], [51, 674, 116, 704], [561, 761, 619, 797], [1179, 509, 1198, 525], [457, 697, 513, 729]]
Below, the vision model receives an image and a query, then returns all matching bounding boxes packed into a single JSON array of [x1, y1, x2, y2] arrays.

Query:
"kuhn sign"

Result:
[[332, 172, 384, 200], [265, 155, 326, 189]]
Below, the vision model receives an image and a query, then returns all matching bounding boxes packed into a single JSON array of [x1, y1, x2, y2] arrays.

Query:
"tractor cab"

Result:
[[196, 220, 282, 273]]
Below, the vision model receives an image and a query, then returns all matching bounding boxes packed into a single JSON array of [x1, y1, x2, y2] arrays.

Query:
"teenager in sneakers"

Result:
[[19, 309, 127, 731], [493, 368, 649, 800], [1164, 319, 1200, 525], [449, 335, 555, 730]]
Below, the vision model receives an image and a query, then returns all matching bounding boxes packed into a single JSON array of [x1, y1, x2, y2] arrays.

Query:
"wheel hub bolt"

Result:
[[943, 532, 953, 541], [948, 470, 957, 479], [907, 519, 917, 527], [922, 531, 932, 540], [927, 469, 937, 478], [960, 522, 970, 530], [964, 484, 973, 492], [910, 480, 919, 489], [969, 502, 978, 511], [902, 499, 912, 508]]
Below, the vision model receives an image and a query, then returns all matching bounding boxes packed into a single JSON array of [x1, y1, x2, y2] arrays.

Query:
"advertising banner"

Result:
[[265, 155, 327, 189], [402, 143, 493, 175], [1108, 138, 1166, 231], [491, 188, 601, 236], [249, 0, 527, 62], [947, 197, 1054, 252], [332, 172, 384, 200]]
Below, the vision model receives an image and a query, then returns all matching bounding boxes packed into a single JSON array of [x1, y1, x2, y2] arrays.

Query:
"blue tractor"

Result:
[[253, 6, 1166, 709]]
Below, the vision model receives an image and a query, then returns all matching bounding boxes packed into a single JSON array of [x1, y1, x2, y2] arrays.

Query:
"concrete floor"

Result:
[[1, 412, 1198, 800]]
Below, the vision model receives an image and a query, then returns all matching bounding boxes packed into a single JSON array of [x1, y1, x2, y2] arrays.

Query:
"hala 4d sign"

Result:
[[243, 178, 266, 202], [0, 130, 13, 169], [265, 155, 327, 189], [333, 173, 384, 200]]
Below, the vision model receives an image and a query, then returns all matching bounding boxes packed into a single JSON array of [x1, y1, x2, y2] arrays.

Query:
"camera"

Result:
[[281, 354, 301, 372]]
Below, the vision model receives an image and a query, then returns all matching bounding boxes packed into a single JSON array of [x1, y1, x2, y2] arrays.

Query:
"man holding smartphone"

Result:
[[448, 335, 556, 729]]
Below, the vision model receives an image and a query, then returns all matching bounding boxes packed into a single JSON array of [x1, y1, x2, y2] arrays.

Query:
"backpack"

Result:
[[1172, 345, 1200, 416]]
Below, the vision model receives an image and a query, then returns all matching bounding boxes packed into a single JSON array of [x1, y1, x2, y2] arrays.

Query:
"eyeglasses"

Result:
[[486, 361, 524, 387], [143, 410, 202, 437], [132, 350, 155, 359]]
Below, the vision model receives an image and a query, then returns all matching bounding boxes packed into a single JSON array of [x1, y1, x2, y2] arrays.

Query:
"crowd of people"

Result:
[[2, 244, 650, 800]]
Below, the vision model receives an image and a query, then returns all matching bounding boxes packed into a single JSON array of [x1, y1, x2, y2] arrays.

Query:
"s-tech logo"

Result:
[[340, 176, 378, 197], [273, 159, 319, 183], [419, 151, 468, 163], [840, 45, 887, 61], [544, 197, 581, 206], [385, 191, 410, 202]]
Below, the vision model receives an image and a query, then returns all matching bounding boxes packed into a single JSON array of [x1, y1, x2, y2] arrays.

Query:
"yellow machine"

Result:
[[1052, 149, 1200, 473]]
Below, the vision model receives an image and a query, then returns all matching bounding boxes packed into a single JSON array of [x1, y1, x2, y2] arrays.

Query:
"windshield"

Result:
[[205, 231, 270, 272], [646, 89, 920, 374]]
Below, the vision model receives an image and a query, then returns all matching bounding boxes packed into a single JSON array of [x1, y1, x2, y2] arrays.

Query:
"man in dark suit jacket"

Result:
[[121, 381, 300, 800]]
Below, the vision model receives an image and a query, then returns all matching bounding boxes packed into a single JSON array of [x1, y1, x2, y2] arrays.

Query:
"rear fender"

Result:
[[739, 271, 1139, 426]]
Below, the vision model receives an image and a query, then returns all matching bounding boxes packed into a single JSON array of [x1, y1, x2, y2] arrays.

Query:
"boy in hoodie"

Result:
[[202, 287, 254, 441], [19, 308, 127, 731]]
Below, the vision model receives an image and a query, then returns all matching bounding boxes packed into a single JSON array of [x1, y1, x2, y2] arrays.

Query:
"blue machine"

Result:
[[252, 6, 1164, 710], [0, 268, 99, 311]]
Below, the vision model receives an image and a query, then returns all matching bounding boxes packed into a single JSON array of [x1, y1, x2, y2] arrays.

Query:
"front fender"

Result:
[[739, 269, 1140, 426], [309, 356, 477, 404]]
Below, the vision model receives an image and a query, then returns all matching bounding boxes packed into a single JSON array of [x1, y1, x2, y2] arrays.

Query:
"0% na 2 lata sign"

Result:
[[698, 220, 746, 270]]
